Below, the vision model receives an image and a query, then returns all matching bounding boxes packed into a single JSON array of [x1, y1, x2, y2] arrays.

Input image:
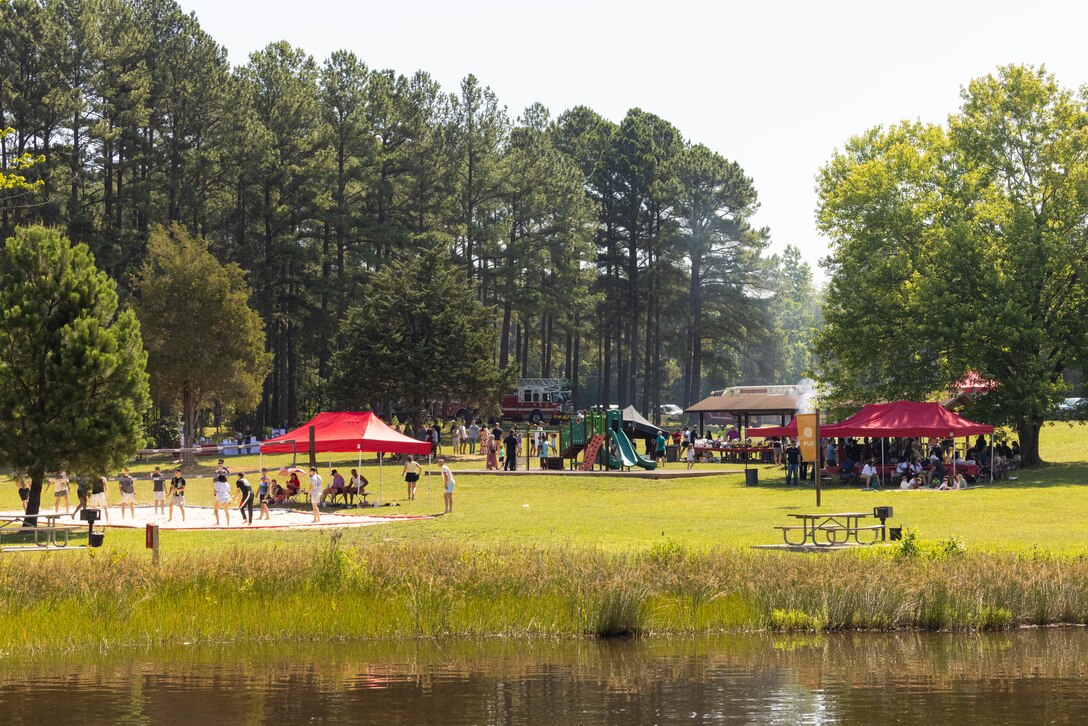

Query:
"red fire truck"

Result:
[[501, 378, 574, 423]]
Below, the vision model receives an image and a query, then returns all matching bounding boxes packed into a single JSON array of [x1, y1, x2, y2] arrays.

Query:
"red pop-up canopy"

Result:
[[261, 411, 432, 456], [821, 401, 993, 439]]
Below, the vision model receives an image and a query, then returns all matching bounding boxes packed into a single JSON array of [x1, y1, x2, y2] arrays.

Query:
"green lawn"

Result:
[[5, 422, 1088, 554]]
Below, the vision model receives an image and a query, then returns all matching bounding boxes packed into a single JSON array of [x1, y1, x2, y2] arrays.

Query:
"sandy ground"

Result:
[[4, 504, 431, 531]]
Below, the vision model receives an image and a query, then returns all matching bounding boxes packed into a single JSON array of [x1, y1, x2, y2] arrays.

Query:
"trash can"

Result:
[[888, 527, 903, 541], [89, 531, 105, 548], [745, 468, 759, 486], [666, 445, 679, 462]]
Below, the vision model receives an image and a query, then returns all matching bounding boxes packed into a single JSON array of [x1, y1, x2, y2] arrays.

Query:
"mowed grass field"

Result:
[[3, 422, 1088, 554]]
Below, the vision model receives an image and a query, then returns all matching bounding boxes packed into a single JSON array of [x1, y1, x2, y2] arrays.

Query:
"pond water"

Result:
[[1, 629, 1086, 724]]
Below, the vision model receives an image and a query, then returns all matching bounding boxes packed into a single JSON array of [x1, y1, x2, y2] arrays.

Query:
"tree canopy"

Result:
[[816, 65, 1088, 465], [332, 249, 516, 418], [1, 0, 803, 430], [132, 224, 272, 451], [0, 225, 149, 519]]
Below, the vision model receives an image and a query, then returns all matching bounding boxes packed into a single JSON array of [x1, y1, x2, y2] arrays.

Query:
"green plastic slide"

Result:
[[608, 428, 658, 470]]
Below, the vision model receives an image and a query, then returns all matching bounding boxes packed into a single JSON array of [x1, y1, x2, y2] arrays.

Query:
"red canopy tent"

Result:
[[261, 412, 432, 504], [820, 401, 993, 438], [261, 411, 431, 455], [748, 418, 798, 438], [821, 401, 995, 484]]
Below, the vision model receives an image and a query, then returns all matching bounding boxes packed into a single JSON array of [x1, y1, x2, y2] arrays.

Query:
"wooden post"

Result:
[[308, 425, 317, 467], [145, 523, 160, 566]]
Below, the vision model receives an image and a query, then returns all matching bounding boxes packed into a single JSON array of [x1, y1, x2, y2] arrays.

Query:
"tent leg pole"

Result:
[[990, 437, 994, 483], [427, 455, 431, 508], [379, 455, 383, 506]]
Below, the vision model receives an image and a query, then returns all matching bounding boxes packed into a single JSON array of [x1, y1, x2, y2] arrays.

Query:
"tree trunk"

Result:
[[22, 467, 46, 527], [1016, 418, 1043, 467], [572, 312, 580, 410]]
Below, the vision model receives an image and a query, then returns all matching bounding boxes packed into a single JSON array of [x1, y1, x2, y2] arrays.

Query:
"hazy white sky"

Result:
[[178, 0, 1088, 277]]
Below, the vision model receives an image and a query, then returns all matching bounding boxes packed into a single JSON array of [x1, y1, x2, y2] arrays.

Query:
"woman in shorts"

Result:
[[90, 476, 110, 522], [213, 473, 231, 526], [257, 470, 272, 520], [402, 456, 421, 500], [53, 470, 70, 514], [17, 469, 30, 512]]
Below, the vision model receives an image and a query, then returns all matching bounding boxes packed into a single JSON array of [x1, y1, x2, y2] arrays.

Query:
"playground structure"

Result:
[[560, 409, 658, 471]]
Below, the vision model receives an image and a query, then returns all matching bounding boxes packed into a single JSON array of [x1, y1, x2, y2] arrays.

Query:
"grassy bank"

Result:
[[3, 534, 1088, 655]]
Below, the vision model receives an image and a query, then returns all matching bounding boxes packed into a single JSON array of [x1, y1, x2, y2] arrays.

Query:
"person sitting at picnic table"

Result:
[[860, 459, 880, 490], [925, 449, 947, 486]]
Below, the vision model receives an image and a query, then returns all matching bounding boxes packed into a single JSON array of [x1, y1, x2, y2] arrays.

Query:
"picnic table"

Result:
[[775, 512, 885, 547], [0, 512, 79, 549]]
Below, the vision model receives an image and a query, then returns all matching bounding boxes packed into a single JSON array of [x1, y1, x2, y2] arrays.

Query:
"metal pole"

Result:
[[427, 454, 431, 507], [357, 444, 362, 506], [815, 409, 822, 508], [378, 454, 383, 506], [990, 436, 994, 483], [881, 437, 885, 488]]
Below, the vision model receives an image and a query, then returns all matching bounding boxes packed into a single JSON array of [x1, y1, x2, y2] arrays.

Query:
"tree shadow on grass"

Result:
[[977, 462, 1088, 489]]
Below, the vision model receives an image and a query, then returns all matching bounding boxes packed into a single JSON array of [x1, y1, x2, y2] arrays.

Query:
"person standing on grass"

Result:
[[402, 456, 421, 500], [503, 428, 518, 471], [168, 468, 186, 522], [91, 476, 109, 522], [17, 468, 30, 512], [71, 476, 89, 520], [538, 433, 553, 469], [784, 440, 802, 486], [308, 466, 322, 523], [460, 421, 469, 454], [486, 431, 499, 470], [257, 470, 272, 521], [438, 458, 455, 514], [150, 466, 166, 516], [469, 420, 480, 455], [686, 441, 696, 470], [53, 470, 70, 514], [213, 473, 231, 526], [235, 472, 253, 525], [655, 432, 667, 467], [117, 467, 136, 519], [451, 423, 461, 456]]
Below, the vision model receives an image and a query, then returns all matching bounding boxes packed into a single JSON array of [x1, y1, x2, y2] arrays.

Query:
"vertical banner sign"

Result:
[[796, 411, 821, 507]]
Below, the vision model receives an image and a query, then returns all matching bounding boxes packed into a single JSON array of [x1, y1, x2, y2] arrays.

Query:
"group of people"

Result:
[[774, 434, 1018, 488]]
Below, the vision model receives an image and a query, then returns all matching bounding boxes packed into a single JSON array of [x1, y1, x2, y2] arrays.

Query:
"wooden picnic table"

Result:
[[775, 511, 885, 547], [0, 512, 79, 549]]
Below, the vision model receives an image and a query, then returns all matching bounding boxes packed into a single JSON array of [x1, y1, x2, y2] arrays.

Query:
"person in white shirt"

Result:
[[860, 460, 879, 490], [212, 473, 231, 526], [308, 466, 323, 523], [438, 458, 455, 514]]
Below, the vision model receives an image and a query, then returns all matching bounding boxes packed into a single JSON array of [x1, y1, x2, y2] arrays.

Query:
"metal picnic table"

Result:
[[0, 512, 80, 550], [776, 511, 885, 547]]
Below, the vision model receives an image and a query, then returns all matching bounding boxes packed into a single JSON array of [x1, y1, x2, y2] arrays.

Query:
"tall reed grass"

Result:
[[2, 534, 1088, 654]]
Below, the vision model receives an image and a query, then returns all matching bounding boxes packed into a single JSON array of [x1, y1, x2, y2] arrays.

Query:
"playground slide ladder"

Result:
[[580, 434, 605, 471]]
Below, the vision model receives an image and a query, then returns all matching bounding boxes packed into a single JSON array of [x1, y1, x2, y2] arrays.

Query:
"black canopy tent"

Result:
[[621, 405, 664, 439]]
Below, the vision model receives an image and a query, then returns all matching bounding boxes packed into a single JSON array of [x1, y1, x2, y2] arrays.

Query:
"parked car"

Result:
[[659, 404, 684, 417]]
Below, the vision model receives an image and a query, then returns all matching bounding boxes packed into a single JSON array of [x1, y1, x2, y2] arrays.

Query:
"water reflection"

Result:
[[1, 630, 1085, 724]]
